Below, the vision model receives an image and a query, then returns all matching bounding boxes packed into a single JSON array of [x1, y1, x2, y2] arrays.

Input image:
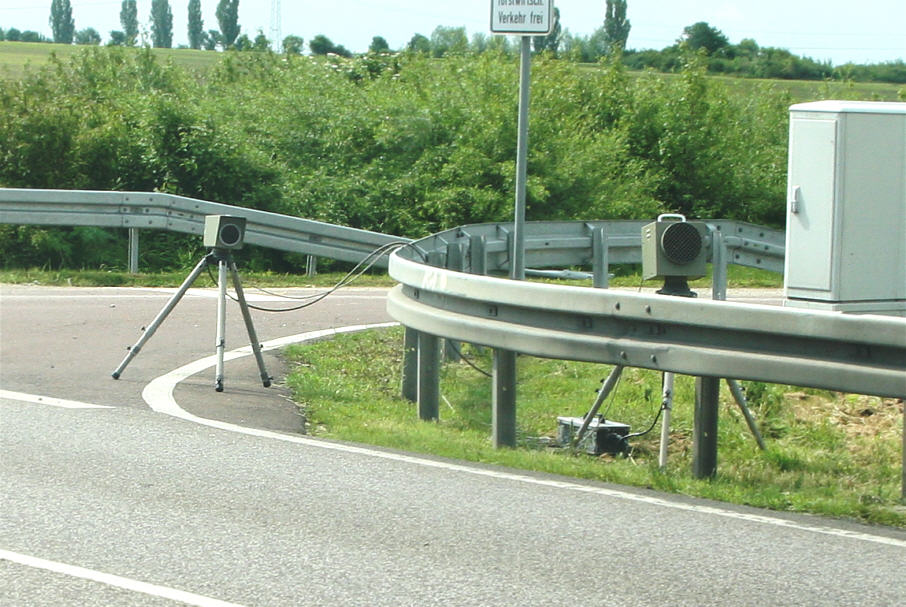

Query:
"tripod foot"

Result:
[[111, 372, 120, 380], [215, 379, 224, 392], [263, 378, 272, 388]]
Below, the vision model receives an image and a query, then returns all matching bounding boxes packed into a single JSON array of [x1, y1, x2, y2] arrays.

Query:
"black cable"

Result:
[[208, 241, 409, 313], [446, 341, 492, 378], [623, 406, 664, 440]]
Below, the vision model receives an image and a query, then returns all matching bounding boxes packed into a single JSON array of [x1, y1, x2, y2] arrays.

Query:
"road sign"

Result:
[[490, 0, 554, 35]]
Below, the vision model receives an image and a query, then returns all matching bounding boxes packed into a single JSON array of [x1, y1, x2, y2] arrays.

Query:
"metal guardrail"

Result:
[[0, 188, 407, 267], [388, 223, 906, 490], [389, 225, 905, 397]]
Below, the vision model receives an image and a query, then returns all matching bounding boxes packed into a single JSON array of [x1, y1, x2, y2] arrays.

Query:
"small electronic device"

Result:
[[203, 215, 246, 250]]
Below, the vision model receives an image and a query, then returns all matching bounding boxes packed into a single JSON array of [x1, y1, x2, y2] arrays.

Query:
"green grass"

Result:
[[0, 41, 220, 79], [0, 263, 781, 289], [286, 326, 906, 528], [0, 267, 394, 289]]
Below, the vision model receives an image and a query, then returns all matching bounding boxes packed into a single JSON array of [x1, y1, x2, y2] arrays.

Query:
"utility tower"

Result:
[[270, 0, 282, 50]]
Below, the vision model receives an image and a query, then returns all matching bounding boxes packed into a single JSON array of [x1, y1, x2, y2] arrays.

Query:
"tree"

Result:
[[150, 0, 173, 48], [49, 0, 75, 44], [5, 28, 21, 42], [120, 0, 138, 46], [252, 31, 270, 51], [603, 0, 630, 51], [20, 31, 48, 43], [204, 30, 222, 51], [681, 22, 729, 55], [217, 0, 241, 49], [309, 34, 350, 57], [429, 26, 468, 57], [75, 28, 101, 46], [533, 7, 561, 54], [188, 0, 204, 50], [407, 33, 430, 54], [108, 31, 127, 46], [369, 36, 390, 53], [282, 35, 304, 55]]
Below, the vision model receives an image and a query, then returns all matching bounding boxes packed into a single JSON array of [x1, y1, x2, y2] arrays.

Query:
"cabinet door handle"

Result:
[[789, 185, 801, 214]]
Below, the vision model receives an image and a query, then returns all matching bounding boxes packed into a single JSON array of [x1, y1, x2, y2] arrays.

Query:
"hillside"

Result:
[[2, 41, 903, 102]]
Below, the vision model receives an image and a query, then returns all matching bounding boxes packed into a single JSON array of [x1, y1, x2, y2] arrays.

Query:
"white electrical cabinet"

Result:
[[784, 100, 906, 316]]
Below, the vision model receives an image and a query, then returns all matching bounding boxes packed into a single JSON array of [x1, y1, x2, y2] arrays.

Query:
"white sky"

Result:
[[1, 1, 904, 65]]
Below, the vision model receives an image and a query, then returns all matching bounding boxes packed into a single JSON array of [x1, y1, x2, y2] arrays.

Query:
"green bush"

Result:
[[0, 46, 873, 270]]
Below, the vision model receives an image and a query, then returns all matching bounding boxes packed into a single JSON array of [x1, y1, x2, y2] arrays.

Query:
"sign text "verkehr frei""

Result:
[[490, 0, 553, 35]]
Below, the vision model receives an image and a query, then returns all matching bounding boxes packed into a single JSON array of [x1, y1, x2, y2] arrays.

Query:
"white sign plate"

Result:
[[490, 0, 554, 35]]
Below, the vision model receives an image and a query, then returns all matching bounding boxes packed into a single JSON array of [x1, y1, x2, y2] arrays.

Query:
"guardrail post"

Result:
[[693, 376, 721, 478], [902, 411, 905, 501], [417, 332, 440, 421], [401, 326, 418, 402], [306, 255, 318, 277], [591, 226, 609, 289], [493, 349, 517, 447], [128, 228, 139, 274], [710, 226, 728, 301], [444, 243, 464, 362], [469, 234, 487, 276]]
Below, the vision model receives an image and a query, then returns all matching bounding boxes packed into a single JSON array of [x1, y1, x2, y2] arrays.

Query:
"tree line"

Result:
[[1, 1, 902, 83]]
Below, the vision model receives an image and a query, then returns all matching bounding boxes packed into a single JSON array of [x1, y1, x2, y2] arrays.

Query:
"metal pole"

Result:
[[658, 372, 676, 468], [214, 256, 228, 392], [417, 332, 440, 421], [710, 226, 728, 301], [511, 35, 532, 282], [493, 349, 518, 447], [228, 259, 272, 388], [727, 379, 766, 450], [693, 376, 721, 478], [573, 365, 624, 447], [112, 254, 210, 379], [444, 242, 464, 362], [401, 326, 418, 402], [128, 228, 139, 274], [591, 226, 609, 289]]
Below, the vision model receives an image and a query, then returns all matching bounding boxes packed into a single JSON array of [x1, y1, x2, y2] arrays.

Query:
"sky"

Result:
[[1, 1, 904, 66]]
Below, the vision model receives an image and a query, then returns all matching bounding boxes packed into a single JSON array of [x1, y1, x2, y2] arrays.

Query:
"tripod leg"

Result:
[[573, 365, 624, 448], [658, 372, 676, 468], [112, 255, 210, 379], [727, 379, 767, 450], [214, 258, 228, 392], [229, 261, 272, 387]]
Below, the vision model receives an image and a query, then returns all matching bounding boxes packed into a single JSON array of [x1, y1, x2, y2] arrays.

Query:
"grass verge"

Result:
[[0, 267, 394, 289], [286, 326, 906, 528], [0, 264, 781, 289]]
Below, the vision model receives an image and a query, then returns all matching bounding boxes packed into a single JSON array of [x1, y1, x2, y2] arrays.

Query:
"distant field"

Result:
[[0, 41, 220, 79], [2, 41, 903, 102]]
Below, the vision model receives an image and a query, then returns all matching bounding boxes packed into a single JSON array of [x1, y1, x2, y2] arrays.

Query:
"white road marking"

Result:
[[0, 548, 247, 607], [0, 390, 113, 410], [142, 325, 906, 551]]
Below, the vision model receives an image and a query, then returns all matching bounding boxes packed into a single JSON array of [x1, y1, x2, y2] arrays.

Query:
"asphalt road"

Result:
[[1, 284, 904, 606]]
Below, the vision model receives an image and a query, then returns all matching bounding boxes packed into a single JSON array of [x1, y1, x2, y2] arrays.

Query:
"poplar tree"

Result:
[[604, 0, 631, 51], [188, 0, 204, 49], [49, 0, 75, 44], [150, 0, 173, 48], [217, 0, 241, 49], [120, 0, 138, 45]]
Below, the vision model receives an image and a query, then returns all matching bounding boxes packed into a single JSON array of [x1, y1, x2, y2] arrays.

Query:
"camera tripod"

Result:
[[112, 249, 271, 392]]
